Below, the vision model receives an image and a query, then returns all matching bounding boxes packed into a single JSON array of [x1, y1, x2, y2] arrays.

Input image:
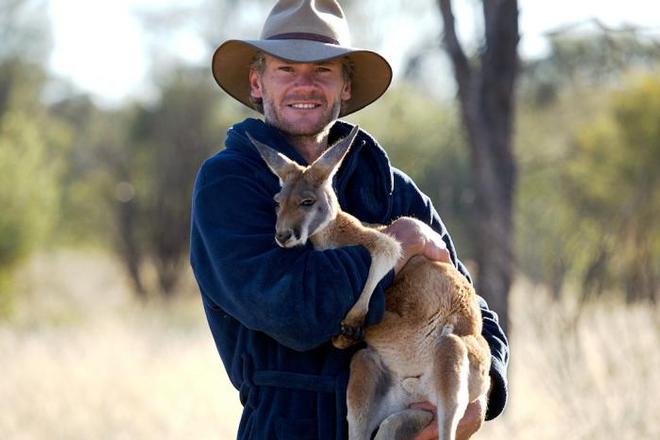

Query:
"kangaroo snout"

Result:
[[275, 227, 301, 247]]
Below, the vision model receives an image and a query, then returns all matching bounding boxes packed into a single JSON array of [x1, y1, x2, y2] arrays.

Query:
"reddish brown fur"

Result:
[[351, 255, 491, 440], [366, 256, 482, 345], [250, 128, 490, 439]]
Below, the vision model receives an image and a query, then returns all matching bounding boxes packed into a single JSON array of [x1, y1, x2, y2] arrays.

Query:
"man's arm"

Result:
[[190, 160, 391, 352]]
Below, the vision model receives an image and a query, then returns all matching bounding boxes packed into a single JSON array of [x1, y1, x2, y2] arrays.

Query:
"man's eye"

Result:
[[278, 66, 294, 73], [300, 199, 316, 207], [316, 66, 336, 74]]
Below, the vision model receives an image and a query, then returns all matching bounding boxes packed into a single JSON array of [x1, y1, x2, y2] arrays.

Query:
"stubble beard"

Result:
[[260, 87, 343, 140]]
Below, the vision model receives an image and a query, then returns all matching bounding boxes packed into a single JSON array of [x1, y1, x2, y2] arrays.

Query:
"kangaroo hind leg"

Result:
[[347, 349, 398, 440], [433, 333, 470, 440], [462, 334, 491, 403]]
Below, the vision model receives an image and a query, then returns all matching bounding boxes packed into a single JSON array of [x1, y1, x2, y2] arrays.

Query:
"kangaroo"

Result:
[[249, 126, 491, 440]]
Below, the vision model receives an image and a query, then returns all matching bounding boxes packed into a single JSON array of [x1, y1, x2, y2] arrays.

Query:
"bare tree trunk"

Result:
[[116, 197, 148, 300], [438, 0, 519, 333]]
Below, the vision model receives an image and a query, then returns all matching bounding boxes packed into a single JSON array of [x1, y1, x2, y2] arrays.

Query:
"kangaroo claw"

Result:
[[331, 323, 365, 349]]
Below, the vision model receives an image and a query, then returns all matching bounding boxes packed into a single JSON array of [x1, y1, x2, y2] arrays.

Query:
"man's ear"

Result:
[[249, 69, 263, 100], [341, 79, 351, 102]]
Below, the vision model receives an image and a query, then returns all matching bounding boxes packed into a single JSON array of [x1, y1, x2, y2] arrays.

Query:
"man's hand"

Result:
[[383, 218, 451, 275], [410, 399, 486, 440]]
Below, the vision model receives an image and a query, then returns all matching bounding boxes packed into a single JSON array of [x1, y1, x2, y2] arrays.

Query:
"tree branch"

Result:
[[482, 0, 519, 101], [437, 0, 472, 100]]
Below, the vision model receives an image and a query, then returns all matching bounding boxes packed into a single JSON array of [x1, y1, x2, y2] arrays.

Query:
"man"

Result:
[[190, 1, 509, 439]]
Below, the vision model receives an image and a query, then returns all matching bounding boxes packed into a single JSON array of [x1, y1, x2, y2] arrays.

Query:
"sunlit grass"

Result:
[[480, 281, 660, 440], [0, 250, 241, 440], [1, 251, 659, 439]]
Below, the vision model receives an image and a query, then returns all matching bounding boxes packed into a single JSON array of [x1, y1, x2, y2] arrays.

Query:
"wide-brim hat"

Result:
[[211, 0, 392, 117]]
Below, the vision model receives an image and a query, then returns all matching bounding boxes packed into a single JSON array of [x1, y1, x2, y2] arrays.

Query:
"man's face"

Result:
[[249, 55, 352, 137]]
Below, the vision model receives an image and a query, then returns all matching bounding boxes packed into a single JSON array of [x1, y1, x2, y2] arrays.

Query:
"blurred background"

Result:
[[1, 0, 659, 438]]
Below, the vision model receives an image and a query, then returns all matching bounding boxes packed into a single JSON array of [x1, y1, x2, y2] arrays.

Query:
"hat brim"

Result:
[[212, 39, 392, 117]]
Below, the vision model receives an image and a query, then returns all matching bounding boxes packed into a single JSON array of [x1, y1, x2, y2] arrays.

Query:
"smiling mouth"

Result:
[[288, 103, 321, 110]]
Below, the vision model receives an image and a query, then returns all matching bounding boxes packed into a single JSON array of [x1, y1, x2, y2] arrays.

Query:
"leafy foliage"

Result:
[[113, 67, 252, 297], [0, 61, 65, 315], [565, 74, 660, 301], [516, 65, 660, 302]]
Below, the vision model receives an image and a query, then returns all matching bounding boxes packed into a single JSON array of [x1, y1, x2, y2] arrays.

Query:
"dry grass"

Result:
[[1, 250, 241, 440], [480, 282, 660, 440], [1, 250, 659, 439]]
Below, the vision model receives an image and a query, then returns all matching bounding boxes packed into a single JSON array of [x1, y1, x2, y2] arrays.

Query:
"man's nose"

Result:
[[293, 69, 315, 86]]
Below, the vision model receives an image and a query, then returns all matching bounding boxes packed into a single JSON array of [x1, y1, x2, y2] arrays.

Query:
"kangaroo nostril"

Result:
[[276, 230, 293, 244]]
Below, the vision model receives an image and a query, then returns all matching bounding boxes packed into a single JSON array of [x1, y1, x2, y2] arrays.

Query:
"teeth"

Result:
[[290, 103, 317, 109]]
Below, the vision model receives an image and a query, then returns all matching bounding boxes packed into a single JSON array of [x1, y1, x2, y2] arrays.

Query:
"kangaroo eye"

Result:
[[300, 199, 316, 207]]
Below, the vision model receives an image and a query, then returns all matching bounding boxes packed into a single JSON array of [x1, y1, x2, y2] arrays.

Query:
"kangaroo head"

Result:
[[248, 125, 360, 248]]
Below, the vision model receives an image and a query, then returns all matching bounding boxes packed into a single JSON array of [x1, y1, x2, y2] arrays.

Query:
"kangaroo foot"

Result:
[[374, 409, 433, 440]]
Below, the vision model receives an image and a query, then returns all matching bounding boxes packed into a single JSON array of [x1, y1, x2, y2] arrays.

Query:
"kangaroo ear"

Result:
[[247, 132, 300, 183], [310, 125, 360, 183]]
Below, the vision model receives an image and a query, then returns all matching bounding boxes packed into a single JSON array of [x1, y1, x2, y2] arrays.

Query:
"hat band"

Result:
[[267, 32, 339, 45]]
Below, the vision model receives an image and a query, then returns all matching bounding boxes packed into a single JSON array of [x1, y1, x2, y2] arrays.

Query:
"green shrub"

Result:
[[0, 110, 61, 316]]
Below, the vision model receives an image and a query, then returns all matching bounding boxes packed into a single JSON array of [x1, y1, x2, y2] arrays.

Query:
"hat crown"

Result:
[[260, 0, 351, 46]]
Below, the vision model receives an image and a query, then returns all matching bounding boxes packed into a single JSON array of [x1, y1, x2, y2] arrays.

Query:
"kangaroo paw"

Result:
[[332, 323, 365, 349]]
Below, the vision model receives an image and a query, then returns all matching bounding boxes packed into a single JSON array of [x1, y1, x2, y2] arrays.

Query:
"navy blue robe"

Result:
[[190, 118, 508, 439]]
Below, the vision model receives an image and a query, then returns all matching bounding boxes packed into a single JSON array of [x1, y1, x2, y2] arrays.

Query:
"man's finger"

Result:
[[424, 242, 451, 263]]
